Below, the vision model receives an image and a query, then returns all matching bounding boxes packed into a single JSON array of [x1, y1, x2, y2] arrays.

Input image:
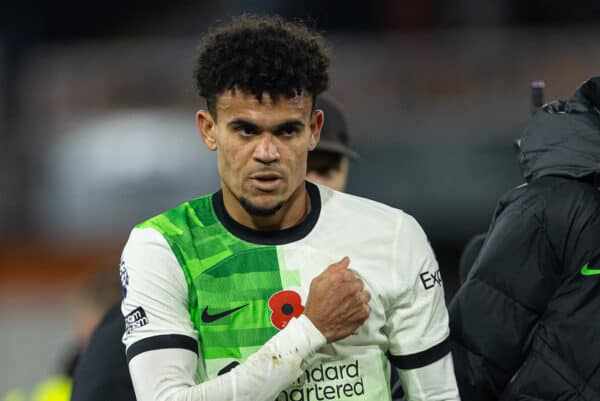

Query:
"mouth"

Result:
[[249, 173, 283, 192]]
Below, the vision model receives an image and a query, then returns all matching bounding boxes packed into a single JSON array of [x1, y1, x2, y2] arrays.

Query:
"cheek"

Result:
[[293, 142, 309, 166], [216, 149, 239, 187], [217, 142, 246, 169], [292, 152, 308, 179]]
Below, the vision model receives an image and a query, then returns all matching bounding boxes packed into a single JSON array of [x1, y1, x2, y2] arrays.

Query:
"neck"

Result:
[[221, 184, 311, 231]]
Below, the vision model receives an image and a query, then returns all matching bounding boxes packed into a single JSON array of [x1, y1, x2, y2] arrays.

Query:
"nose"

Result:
[[253, 134, 280, 164]]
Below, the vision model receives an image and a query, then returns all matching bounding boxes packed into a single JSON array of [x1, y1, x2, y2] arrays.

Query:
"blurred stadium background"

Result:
[[2, 0, 600, 395]]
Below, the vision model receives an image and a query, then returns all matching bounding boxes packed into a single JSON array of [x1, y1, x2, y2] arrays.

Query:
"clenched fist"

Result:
[[303, 257, 371, 343]]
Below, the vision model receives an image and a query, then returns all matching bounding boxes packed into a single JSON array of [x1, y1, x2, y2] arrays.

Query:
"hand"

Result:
[[303, 256, 371, 343]]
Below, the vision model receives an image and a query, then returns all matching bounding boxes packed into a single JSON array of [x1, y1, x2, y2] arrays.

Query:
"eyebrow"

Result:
[[227, 118, 305, 132]]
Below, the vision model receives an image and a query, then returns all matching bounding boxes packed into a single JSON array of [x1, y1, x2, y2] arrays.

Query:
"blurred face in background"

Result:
[[197, 90, 323, 227], [306, 151, 349, 192]]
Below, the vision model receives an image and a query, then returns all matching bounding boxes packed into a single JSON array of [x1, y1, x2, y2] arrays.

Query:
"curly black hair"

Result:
[[194, 15, 330, 117]]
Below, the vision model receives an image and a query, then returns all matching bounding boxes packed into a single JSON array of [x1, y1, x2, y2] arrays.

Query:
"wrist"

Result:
[[292, 315, 326, 359]]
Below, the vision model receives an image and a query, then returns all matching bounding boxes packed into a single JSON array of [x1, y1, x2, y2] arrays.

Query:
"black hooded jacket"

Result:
[[449, 77, 600, 401]]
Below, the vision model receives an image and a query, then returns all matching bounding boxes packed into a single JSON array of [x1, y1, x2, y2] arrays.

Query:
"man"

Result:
[[306, 95, 358, 191], [70, 94, 406, 401], [456, 233, 485, 286], [120, 15, 459, 401], [449, 77, 600, 400]]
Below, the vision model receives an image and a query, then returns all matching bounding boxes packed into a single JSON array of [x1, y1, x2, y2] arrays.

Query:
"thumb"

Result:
[[331, 256, 350, 270]]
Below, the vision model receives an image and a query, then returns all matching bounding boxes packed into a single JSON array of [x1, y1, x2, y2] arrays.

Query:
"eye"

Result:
[[316, 167, 334, 177], [277, 126, 300, 137], [234, 125, 259, 136]]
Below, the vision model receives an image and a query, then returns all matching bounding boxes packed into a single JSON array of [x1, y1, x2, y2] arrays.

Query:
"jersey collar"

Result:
[[211, 181, 321, 245]]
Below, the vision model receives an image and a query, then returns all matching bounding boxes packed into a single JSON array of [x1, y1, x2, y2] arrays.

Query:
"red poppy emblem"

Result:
[[268, 290, 305, 330]]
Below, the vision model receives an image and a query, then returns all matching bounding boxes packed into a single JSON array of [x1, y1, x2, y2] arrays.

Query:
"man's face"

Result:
[[306, 157, 349, 192], [197, 90, 323, 219]]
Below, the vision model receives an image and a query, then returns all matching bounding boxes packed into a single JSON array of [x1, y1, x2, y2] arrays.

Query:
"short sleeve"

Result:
[[385, 214, 450, 370], [120, 227, 198, 362]]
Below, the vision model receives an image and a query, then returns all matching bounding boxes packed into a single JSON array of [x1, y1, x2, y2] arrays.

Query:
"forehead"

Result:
[[214, 90, 313, 123]]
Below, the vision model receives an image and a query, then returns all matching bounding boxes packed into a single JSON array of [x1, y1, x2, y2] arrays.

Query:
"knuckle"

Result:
[[332, 273, 344, 286], [363, 304, 371, 316]]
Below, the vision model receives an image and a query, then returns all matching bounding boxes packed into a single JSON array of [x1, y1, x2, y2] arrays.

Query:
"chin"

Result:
[[240, 196, 284, 217]]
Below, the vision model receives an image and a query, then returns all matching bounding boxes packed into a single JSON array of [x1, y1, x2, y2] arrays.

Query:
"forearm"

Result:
[[129, 315, 325, 401]]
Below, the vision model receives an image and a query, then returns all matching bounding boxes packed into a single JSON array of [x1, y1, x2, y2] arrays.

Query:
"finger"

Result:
[[348, 303, 371, 323], [344, 269, 357, 282], [327, 256, 350, 272], [349, 268, 366, 282], [354, 288, 370, 304], [336, 256, 350, 269], [355, 278, 365, 291]]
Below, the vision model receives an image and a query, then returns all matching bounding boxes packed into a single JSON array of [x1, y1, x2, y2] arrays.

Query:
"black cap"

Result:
[[314, 95, 359, 159]]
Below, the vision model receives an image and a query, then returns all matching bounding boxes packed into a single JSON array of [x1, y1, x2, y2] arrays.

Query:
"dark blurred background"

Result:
[[2, 0, 600, 395]]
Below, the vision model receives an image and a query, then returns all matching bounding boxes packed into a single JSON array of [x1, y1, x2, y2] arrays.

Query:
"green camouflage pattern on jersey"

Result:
[[137, 194, 301, 378]]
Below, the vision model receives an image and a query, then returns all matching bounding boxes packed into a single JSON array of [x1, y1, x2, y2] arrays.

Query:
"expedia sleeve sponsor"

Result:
[[125, 306, 149, 334], [420, 269, 443, 290]]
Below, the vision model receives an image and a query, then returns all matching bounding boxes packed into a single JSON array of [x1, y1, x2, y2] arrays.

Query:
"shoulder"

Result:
[[123, 226, 173, 260], [322, 186, 429, 243], [495, 177, 599, 232], [126, 193, 217, 263], [501, 177, 598, 211], [318, 184, 414, 230], [316, 185, 431, 267], [136, 193, 215, 235], [121, 226, 187, 300], [535, 176, 600, 209]]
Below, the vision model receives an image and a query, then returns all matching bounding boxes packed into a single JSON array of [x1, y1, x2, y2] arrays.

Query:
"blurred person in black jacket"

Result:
[[449, 77, 600, 401], [457, 233, 486, 286], [70, 302, 135, 401]]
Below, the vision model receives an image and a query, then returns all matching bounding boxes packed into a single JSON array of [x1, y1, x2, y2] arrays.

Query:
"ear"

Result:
[[196, 110, 217, 151], [308, 109, 324, 151]]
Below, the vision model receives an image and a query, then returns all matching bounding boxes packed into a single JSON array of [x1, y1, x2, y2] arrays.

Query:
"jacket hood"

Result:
[[517, 76, 600, 182]]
